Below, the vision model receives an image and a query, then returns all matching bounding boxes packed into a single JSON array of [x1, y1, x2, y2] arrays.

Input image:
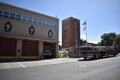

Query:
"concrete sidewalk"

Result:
[[0, 58, 78, 69]]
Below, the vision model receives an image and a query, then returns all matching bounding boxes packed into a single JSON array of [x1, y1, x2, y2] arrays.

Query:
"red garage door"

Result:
[[0, 37, 16, 56], [22, 40, 38, 57]]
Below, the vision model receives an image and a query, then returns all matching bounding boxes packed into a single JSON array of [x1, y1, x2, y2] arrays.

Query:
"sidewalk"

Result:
[[0, 58, 78, 69]]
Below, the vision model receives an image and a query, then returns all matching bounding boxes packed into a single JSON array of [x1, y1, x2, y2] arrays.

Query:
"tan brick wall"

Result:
[[0, 3, 59, 59], [0, 3, 59, 42]]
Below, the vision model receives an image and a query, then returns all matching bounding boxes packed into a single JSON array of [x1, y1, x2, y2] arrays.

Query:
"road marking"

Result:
[[16, 62, 26, 68]]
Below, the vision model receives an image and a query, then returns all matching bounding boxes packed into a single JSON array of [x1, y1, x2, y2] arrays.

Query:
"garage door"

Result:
[[22, 40, 38, 57], [0, 37, 16, 57]]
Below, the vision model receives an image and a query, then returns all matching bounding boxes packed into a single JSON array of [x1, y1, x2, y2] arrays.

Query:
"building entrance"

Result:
[[43, 42, 56, 59]]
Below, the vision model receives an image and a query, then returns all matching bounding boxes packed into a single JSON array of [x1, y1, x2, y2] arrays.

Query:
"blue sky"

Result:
[[0, 0, 120, 45]]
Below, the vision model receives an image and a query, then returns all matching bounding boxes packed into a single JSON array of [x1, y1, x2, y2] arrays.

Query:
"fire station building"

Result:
[[0, 2, 59, 60]]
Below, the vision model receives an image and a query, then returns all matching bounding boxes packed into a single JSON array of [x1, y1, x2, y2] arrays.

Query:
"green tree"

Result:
[[113, 34, 120, 52], [69, 47, 75, 54], [80, 39, 86, 46], [100, 32, 117, 46], [113, 34, 120, 46], [59, 45, 62, 50]]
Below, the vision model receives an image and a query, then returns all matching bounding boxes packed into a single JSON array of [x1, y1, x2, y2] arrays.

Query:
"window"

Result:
[[10, 13, 15, 19], [50, 23, 54, 28], [47, 22, 51, 27], [3, 11, 9, 18], [46, 21, 49, 26], [33, 18, 37, 24], [16, 14, 21, 21], [38, 20, 41, 25], [42, 20, 45, 26], [53, 23, 56, 28], [52, 23, 55, 28], [28, 17, 32, 23], [22, 16, 27, 22], [0, 10, 3, 16], [44, 21, 48, 26], [40, 20, 44, 26], [49, 22, 52, 28], [52, 24, 55, 28]]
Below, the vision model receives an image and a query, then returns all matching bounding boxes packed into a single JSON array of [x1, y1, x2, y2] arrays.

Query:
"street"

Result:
[[0, 55, 120, 80]]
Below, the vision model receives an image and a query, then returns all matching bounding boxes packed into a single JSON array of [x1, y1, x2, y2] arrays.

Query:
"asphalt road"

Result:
[[0, 56, 120, 80]]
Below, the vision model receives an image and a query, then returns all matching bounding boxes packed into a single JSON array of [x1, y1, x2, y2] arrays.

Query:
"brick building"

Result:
[[62, 17, 80, 48], [0, 2, 59, 60]]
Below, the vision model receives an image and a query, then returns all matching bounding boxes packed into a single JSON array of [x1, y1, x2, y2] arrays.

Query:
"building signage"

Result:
[[29, 26, 35, 35], [48, 29, 53, 38], [4, 21, 12, 32]]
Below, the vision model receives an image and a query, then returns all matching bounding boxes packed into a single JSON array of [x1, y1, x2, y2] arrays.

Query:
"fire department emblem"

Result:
[[48, 29, 53, 38], [29, 26, 35, 35], [4, 21, 12, 32]]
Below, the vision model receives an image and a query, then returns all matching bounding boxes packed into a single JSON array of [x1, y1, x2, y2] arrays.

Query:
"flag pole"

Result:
[[82, 21, 88, 46], [85, 24, 88, 46]]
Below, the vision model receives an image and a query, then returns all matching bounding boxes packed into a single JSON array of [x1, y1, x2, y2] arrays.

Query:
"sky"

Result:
[[0, 0, 120, 45]]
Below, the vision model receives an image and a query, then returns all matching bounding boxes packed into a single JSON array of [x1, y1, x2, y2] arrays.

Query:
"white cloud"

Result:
[[81, 35, 86, 40], [88, 40, 100, 44], [59, 41, 62, 46], [81, 35, 100, 44]]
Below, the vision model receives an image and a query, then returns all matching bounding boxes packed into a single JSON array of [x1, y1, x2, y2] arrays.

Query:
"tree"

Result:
[[59, 45, 62, 50], [113, 34, 120, 52], [69, 47, 75, 54], [113, 34, 120, 46], [100, 32, 117, 46], [80, 39, 86, 46]]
